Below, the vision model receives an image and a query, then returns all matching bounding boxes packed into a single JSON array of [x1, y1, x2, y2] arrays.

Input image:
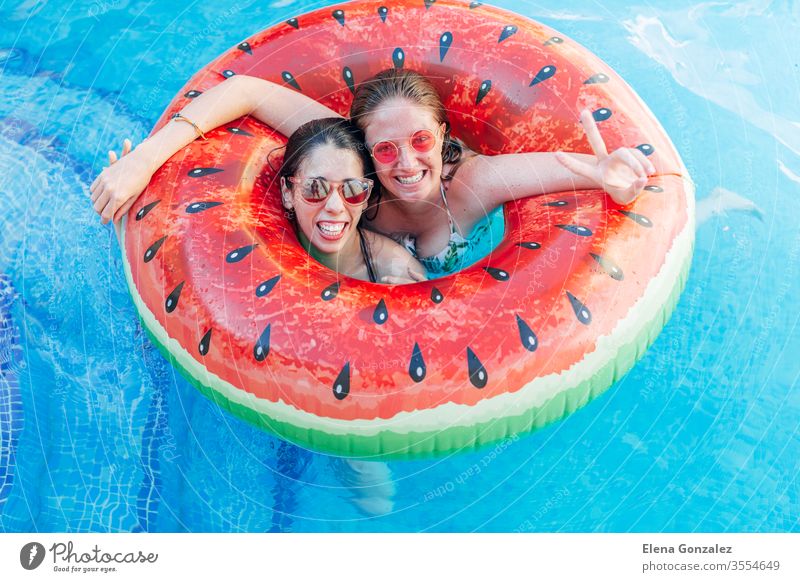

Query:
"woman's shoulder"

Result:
[[363, 229, 411, 258], [441, 151, 496, 225], [362, 230, 425, 280]]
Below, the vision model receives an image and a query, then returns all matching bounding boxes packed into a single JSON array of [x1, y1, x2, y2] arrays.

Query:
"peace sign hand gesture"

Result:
[[556, 109, 656, 206]]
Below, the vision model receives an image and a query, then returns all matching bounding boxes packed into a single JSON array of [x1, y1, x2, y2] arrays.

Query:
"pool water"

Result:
[[1, 0, 798, 532]]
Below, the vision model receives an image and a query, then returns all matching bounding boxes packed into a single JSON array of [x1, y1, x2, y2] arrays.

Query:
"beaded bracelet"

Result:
[[172, 112, 207, 140]]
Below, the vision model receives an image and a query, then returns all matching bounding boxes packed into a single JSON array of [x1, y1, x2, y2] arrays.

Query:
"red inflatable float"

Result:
[[120, 0, 694, 458]]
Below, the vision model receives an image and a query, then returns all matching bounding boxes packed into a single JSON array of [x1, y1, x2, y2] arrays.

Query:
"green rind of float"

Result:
[[128, 236, 692, 461]]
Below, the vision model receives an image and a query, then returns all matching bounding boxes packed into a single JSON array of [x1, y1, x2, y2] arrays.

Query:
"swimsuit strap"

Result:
[[358, 227, 378, 283], [439, 183, 461, 236]]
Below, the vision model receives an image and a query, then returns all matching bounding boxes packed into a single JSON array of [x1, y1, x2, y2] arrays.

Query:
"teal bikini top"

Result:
[[394, 185, 505, 278]]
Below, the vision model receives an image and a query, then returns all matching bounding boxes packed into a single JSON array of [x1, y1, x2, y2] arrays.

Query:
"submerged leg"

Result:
[[331, 457, 397, 517]]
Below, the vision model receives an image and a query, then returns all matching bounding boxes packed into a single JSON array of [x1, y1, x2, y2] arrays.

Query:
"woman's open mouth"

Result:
[[394, 170, 425, 185], [316, 221, 348, 241]]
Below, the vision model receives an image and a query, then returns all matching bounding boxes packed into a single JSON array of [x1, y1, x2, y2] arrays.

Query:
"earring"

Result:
[[284, 207, 296, 221]]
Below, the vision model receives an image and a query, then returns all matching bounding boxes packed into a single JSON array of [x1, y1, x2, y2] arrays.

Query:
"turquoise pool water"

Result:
[[1, 0, 798, 532]]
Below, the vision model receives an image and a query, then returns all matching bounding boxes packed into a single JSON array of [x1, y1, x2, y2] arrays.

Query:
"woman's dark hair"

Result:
[[279, 117, 382, 220], [279, 117, 373, 182], [349, 69, 464, 170]]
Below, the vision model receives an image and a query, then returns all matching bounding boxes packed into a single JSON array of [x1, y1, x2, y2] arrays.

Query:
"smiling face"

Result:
[[281, 143, 368, 256], [362, 98, 445, 203]]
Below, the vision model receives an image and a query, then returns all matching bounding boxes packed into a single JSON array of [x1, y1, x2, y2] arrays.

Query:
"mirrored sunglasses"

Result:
[[286, 176, 373, 205]]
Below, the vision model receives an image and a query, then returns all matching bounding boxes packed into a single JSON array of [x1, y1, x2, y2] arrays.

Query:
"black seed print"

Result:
[[321, 281, 340, 301], [476, 80, 492, 104], [143, 236, 167, 263], [439, 32, 452, 61], [343, 66, 355, 94], [424, 0, 436, 9], [517, 241, 541, 250], [557, 224, 592, 236], [469, 2, 482, 8], [286, 17, 299, 29], [544, 36, 563, 46], [529, 65, 556, 86], [227, 126, 252, 136], [373, 299, 389, 325], [188, 167, 223, 178], [644, 185, 663, 193], [618, 210, 653, 228], [484, 267, 510, 281], [165, 282, 184, 314], [255, 275, 280, 297], [636, 143, 655, 156], [332, 9, 345, 26], [184, 90, 202, 98], [409, 342, 426, 383], [584, 73, 610, 84], [225, 244, 257, 263], [333, 363, 350, 400], [222, 69, 236, 78], [592, 108, 612, 122], [198, 329, 212, 356], [136, 200, 160, 221], [566, 291, 591, 325], [467, 347, 488, 388], [254, 324, 271, 362], [378, 6, 388, 22], [590, 253, 624, 281], [282, 71, 301, 91], [237, 41, 252, 55], [515, 315, 538, 352], [498, 24, 517, 43], [186, 201, 223, 214], [430, 287, 444, 304], [544, 200, 569, 207], [392, 47, 405, 69]]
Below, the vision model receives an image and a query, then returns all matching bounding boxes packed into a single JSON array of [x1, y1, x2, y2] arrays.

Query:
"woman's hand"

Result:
[[555, 109, 656, 205], [380, 262, 428, 285], [90, 139, 154, 224], [380, 265, 426, 285]]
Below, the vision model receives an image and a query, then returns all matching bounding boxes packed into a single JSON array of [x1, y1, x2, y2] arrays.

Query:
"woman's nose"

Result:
[[395, 143, 415, 167], [323, 186, 347, 212]]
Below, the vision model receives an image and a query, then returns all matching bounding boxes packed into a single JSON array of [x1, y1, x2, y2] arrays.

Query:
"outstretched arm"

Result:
[[91, 75, 340, 224], [453, 109, 655, 213]]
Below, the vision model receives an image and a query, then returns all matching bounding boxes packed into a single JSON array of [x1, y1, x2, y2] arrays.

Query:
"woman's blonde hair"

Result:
[[349, 69, 463, 168]]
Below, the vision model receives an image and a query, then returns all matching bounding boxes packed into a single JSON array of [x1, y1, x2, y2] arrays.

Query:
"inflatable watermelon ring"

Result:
[[120, 0, 694, 459]]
